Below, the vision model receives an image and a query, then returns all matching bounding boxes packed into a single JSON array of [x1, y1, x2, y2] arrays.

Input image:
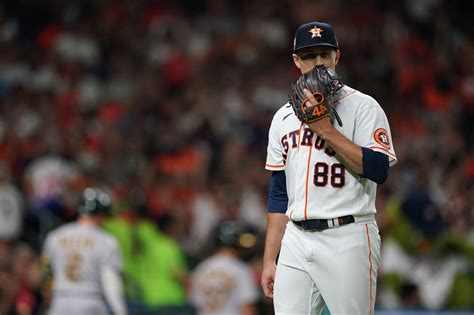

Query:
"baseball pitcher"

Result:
[[261, 21, 397, 315]]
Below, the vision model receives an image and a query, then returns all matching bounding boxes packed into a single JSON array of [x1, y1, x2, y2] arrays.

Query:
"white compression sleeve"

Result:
[[100, 266, 128, 315]]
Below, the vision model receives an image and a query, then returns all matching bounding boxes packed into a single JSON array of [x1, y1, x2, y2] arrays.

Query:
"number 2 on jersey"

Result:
[[314, 162, 345, 187], [65, 251, 83, 282]]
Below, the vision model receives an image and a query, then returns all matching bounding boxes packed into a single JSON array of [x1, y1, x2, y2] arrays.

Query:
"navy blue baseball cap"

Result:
[[293, 22, 339, 52]]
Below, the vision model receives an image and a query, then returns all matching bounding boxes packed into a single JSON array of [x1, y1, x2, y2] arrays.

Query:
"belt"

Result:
[[292, 215, 355, 231]]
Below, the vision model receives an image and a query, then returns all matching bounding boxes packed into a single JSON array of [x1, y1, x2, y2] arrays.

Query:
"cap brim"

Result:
[[294, 43, 340, 52]]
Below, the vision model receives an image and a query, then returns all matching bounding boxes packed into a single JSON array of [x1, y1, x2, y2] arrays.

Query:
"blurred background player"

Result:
[[189, 221, 260, 315], [42, 187, 127, 315]]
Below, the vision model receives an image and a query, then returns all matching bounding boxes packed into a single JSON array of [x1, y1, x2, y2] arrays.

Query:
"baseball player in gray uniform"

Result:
[[42, 188, 127, 315], [261, 21, 397, 314], [190, 221, 259, 315]]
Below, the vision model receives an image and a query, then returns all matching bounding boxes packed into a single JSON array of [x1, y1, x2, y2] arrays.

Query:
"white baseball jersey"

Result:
[[43, 222, 123, 315], [190, 254, 258, 315], [266, 85, 397, 221]]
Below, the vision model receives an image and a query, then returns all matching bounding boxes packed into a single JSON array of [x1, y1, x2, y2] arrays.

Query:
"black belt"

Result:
[[292, 215, 355, 231]]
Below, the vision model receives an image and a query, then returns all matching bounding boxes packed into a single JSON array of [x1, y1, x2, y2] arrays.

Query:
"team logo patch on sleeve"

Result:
[[374, 128, 391, 149]]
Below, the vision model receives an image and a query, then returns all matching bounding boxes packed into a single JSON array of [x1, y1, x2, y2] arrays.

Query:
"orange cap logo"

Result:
[[309, 26, 324, 38]]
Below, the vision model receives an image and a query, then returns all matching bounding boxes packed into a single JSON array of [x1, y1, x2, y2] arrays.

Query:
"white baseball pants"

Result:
[[274, 216, 381, 315]]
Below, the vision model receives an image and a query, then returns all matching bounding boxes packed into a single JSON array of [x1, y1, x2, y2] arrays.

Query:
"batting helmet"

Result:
[[77, 187, 112, 216], [214, 221, 258, 250]]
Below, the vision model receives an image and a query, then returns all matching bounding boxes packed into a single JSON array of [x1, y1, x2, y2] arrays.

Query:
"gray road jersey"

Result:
[[190, 255, 258, 315], [43, 222, 122, 312]]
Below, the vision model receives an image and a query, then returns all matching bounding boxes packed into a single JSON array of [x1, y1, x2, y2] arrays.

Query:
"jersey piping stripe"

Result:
[[265, 163, 285, 168], [303, 141, 314, 220], [365, 224, 374, 315], [334, 89, 357, 104], [297, 123, 303, 151], [368, 146, 397, 159]]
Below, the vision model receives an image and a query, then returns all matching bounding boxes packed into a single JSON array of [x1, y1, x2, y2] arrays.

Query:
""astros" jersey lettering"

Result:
[[265, 85, 397, 221]]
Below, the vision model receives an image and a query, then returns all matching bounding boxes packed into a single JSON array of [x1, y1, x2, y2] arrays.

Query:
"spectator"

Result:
[[140, 213, 188, 307], [0, 162, 24, 241]]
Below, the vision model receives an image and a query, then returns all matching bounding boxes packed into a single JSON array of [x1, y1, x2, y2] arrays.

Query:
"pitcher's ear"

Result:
[[335, 50, 341, 66], [293, 53, 301, 69]]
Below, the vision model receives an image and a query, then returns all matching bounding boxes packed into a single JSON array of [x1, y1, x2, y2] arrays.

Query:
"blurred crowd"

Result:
[[0, 0, 472, 314]]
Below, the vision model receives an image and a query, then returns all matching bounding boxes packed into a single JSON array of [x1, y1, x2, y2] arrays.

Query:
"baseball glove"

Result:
[[289, 65, 343, 126]]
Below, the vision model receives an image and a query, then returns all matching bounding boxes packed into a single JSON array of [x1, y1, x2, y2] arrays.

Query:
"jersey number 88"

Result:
[[314, 162, 345, 188]]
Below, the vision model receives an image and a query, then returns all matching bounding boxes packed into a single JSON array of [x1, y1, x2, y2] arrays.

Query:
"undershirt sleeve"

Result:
[[267, 171, 288, 213], [361, 147, 389, 184]]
